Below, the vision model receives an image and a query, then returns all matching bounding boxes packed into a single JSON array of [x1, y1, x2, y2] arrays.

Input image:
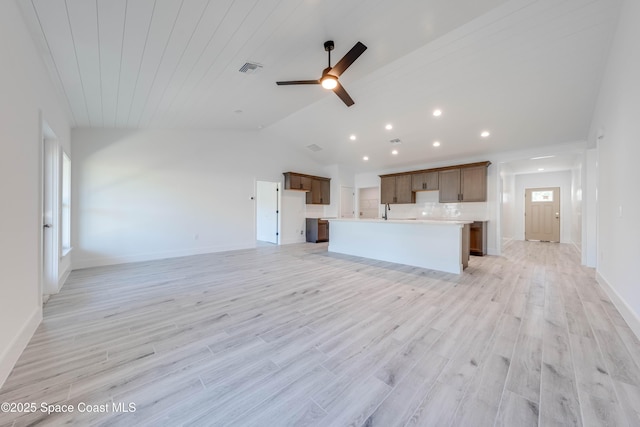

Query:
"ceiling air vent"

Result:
[[389, 138, 402, 145], [239, 62, 263, 74], [307, 144, 323, 152]]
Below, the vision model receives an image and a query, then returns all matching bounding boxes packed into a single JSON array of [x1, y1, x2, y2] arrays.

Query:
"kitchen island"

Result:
[[327, 218, 472, 274]]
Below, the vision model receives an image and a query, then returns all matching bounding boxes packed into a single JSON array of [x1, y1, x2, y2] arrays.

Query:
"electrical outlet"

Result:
[[300, 230, 304, 235]]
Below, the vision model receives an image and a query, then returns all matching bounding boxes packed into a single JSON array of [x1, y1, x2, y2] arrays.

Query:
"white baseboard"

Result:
[[279, 237, 306, 245], [596, 270, 640, 341], [0, 307, 42, 388], [56, 266, 72, 291], [72, 244, 252, 270], [572, 241, 582, 256]]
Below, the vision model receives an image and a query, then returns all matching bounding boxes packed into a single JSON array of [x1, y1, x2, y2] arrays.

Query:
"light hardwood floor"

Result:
[[1, 241, 639, 426]]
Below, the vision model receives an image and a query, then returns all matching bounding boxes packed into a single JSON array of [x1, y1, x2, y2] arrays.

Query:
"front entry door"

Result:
[[525, 187, 560, 242]]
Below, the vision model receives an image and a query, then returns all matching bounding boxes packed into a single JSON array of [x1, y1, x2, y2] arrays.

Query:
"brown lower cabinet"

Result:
[[306, 218, 329, 243], [470, 221, 487, 256]]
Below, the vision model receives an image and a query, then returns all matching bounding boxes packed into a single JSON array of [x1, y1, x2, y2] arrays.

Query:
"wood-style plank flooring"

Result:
[[1, 241, 639, 426]]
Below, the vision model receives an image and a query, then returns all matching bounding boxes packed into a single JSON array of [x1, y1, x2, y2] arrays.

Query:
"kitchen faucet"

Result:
[[383, 203, 391, 220]]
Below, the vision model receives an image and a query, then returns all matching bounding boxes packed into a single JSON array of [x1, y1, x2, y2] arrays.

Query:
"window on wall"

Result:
[[531, 190, 553, 202], [61, 152, 71, 253]]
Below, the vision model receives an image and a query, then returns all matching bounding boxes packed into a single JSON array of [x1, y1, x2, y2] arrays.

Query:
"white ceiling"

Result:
[[19, 0, 621, 173], [503, 153, 580, 175]]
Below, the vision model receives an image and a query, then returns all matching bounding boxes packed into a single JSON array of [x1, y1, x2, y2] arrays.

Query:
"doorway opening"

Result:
[[358, 187, 379, 219], [41, 122, 60, 303], [525, 187, 560, 242], [256, 181, 280, 245]]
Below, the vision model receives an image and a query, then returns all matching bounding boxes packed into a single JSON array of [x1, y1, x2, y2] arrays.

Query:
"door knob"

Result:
[[43, 224, 52, 228]]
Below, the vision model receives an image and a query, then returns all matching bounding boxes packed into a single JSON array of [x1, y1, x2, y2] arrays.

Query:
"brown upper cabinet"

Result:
[[306, 178, 330, 205], [381, 174, 414, 204], [381, 161, 490, 204], [438, 164, 489, 203], [412, 171, 439, 191], [438, 169, 461, 202], [283, 172, 331, 205], [284, 172, 311, 191]]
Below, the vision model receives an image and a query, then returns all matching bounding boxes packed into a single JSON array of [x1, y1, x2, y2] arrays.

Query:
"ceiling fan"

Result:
[[276, 40, 367, 107]]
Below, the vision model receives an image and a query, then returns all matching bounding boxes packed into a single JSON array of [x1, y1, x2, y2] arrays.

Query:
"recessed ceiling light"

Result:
[[363, 156, 369, 161], [433, 141, 441, 147], [385, 124, 393, 130], [391, 150, 398, 155], [349, 135, 356, 141], [480, 130, 490, 138], [538, 168, 545, 171], [433, 109, 442, 117]]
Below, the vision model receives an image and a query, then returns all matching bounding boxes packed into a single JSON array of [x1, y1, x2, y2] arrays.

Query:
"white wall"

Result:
[[583, 148, 598, 267], [0, 0, 71, 386], [500, 168, 517, 244], [280, 190, 306, 245], [514, 171, 572, 243], [570, 155, 584, 253], [71, 128, 323, 268], [588, 0, 640, 335]]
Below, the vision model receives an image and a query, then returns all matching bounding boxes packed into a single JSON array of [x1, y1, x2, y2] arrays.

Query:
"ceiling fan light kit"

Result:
[[276, 40, 367, 107], [321, 75, 338, 90]]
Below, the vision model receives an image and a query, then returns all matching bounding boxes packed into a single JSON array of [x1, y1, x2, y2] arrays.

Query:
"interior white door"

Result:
[[42, 138, 59, 296], [256, 181, 279, 244], [340, 186, 355, 218], [525, 187, 560, 242]]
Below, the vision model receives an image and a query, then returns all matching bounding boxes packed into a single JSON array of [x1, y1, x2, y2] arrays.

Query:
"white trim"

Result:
[[58, 266, 72, 288], [0, 307, 42, 388], [279, 236, 306, 245], [502, 237, 514, 250], [596, 271, 640, 341], [72, 244, 252, 270], [571, 241, 581, 256]]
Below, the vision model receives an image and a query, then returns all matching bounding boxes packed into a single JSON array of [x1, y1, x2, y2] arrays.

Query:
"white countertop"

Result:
[[326, 218, 473, 225]]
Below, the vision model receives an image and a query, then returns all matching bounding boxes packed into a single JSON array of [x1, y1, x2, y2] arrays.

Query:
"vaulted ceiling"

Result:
[[19, 0, 621, 172]]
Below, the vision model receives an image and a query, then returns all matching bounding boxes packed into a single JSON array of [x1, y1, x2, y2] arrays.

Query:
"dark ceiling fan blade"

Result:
[[333, 82, 355, 107], [276, 80, 320, 85], [329, 41, 367, 77]]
